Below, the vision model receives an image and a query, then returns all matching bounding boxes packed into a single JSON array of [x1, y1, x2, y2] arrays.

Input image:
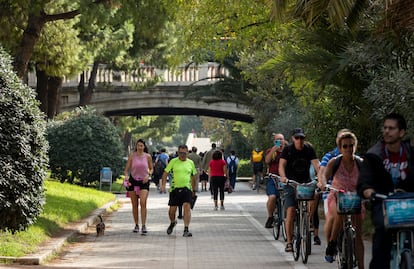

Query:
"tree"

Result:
[[0, 47, 49, 232], [48, 107, 125, 185]]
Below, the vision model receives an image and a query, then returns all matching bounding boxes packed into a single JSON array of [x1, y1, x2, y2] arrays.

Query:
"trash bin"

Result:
[[100, 167, 112, 191]]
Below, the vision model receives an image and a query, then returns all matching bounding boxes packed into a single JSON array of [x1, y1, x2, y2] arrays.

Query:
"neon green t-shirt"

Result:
[[165, 157, 196, 191]]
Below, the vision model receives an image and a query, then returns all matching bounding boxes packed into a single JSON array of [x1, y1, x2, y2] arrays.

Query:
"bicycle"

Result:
[[372, 192, 414, 269], [253, 172, 262, 193], [281, 177, 317, 264], [325, 185, 362, 269], [266, 173, 287, 241]]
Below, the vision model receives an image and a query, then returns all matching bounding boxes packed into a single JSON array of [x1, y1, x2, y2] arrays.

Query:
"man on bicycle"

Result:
[[279, 128, 320, 252], [357, 113, 414, 269], [264, 133, 285, 228]]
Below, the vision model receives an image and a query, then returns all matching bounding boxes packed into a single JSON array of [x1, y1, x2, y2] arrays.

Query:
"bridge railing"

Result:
[[27, 62, 230, 88]]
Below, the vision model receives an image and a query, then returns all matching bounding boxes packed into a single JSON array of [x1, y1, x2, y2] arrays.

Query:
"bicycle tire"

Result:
[[256, 174, 261, 193], [292, 212, 301, 261], [300, 211, 310, 263], [401, 250, 413, 269], [281, 197, 287, 242], [273, 199, 281, 240], [342, 228, 354, 269]]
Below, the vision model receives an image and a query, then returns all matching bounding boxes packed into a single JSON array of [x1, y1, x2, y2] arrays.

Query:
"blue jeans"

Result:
[[229, 172, 237, 189]]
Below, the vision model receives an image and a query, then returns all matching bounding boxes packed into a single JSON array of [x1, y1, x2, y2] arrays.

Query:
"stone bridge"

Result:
[[49, 63, 254, 122]]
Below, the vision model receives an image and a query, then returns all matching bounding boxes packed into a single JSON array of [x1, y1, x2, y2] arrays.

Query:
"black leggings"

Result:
[[211, 176, 226, 201]]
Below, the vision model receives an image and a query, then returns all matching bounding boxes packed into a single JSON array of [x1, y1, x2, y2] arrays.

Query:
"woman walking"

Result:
[[123, 139, 153, 234], [208, 150, 227, 210]]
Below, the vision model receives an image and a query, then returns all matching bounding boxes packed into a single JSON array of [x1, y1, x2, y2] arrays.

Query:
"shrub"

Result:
[[47, 107, 125, 185], [0, 48, 49, 232]]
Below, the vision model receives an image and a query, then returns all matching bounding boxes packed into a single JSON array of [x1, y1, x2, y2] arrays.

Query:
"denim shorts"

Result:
[[266, 178, 280, 196]]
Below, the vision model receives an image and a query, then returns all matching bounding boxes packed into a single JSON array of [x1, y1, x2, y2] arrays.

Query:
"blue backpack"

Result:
[[228, 156, 237, 174]]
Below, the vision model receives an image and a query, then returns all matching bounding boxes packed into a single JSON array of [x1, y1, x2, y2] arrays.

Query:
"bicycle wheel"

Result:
[[280, 196, 287, 242], [400, 250, 413, 269], [300, 211, 310, 263], [342, 228, 355, 269], [256, 174, 260, 193], [292, 212, 301, 261], [272, 199, 281, 240]]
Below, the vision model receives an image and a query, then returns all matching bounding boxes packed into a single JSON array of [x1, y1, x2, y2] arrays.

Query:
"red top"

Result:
[[209, 159, 226, 176]]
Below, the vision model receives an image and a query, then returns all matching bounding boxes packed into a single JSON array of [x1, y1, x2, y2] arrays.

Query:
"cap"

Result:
[[292, 128, 305, 137]]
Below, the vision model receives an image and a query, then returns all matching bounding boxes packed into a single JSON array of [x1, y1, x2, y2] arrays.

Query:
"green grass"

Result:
[[0, 180, 115, 258]]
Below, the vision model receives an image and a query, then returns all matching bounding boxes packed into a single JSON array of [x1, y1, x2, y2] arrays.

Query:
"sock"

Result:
[[184, 226, 189, 232]]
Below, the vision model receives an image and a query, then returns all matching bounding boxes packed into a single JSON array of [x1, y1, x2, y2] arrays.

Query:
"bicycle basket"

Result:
[[336, 192, 361, 215], [383, 197, 414, 229], [295, 184, 315, 200]]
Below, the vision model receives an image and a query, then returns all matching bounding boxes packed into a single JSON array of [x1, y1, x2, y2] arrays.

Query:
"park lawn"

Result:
[[0, 180, 116, 258]]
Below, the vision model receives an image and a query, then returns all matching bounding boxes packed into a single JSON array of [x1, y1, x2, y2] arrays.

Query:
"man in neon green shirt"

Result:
[[161, 145, 196, 237]]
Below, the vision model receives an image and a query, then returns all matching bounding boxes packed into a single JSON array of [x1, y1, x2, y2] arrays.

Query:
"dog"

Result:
[[96, 215, 105, 236]]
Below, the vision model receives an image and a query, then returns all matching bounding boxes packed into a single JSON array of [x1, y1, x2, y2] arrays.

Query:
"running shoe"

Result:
[[167, 220, 177, 235], [141, 225, 147, 234], [183, 230, 192, 237], [133, 224, 139, 233]]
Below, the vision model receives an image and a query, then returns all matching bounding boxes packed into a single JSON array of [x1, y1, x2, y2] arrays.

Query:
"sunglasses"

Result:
[[178, 152, 187, 155], [294, 136, 305, 140], [342, 144, 354, 149]]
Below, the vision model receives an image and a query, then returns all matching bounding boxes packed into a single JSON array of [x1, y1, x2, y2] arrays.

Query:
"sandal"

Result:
[[285, 243, 293, 252]]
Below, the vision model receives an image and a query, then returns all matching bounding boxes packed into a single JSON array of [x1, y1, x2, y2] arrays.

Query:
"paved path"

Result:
[[1, 181, 372, 269]]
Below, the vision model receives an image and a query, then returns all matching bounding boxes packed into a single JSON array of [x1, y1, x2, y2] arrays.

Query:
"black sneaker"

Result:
[[265, 217, 274, 228], [167, 220, 177, 235], [183, 230, 192, 237], [325, 240, 336, 263], [133, 224, 139, 233]]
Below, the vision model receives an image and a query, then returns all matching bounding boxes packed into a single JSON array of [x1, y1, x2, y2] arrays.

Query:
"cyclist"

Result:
[[251, 147, 264, 190], [357, 113, 414, 269], [264, 133, 285, 228], [318, 129, 351, 246], [279, 128, 320, 252], [320, 131, 365, 268]]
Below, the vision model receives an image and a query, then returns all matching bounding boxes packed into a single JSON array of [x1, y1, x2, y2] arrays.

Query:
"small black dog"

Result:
[[96, 215, 105, 236]]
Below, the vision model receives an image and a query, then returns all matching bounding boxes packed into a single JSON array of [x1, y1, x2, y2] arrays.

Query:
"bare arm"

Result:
[[278, 158, 287, 183]]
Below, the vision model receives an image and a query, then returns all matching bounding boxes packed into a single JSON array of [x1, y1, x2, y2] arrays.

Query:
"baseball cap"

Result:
[[292, 128, 305, 137]]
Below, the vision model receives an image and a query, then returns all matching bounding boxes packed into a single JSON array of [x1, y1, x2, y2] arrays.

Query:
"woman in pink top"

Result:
[[124, 139, 153, 234], [321, 132, 365, 268], [208, 150, 227, 210]]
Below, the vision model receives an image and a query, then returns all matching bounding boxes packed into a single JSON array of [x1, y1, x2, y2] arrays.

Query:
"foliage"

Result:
[[0, 47, 49, 233], [0, 180, 115, 257], [47, 107, 125, 185]]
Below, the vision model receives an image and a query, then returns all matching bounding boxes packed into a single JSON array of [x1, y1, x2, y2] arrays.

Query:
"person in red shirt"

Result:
[[264, 133, 285, 228], [208, 150, 228, 210]]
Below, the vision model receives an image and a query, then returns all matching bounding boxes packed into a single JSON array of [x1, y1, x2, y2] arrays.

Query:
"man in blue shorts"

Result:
[[264, 133, 285, 228], [161, 145, 197, 237]]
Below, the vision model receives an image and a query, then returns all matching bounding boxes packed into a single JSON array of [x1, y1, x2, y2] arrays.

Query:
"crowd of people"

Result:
[[121, 112, 414, 269]]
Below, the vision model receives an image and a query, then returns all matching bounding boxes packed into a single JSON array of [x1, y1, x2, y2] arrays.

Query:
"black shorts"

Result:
[[126, 176, 150, 191], [168, 187, 192, 206], [253, 162, 263, 174]]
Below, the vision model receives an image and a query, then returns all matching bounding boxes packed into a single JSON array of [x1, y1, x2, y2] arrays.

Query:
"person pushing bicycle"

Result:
[[279, 128, 320, 252]]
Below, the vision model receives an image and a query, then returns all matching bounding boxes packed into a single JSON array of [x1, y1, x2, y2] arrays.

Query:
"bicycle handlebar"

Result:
[[266, 173, 316, 186]]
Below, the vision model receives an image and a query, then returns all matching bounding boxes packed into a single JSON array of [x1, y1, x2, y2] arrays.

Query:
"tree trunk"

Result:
[[35, 67, 48, 116], [14, 13, 46, 80], [47, 76, 62, 119], [79, 61, 99, 106]]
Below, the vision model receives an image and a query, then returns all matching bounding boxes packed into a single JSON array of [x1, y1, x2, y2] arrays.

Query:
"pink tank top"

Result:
[[130, 152, 149, 180]]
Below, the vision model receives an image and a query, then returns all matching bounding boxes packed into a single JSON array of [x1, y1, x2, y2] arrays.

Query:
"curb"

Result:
[[0, 199, 117, 265]]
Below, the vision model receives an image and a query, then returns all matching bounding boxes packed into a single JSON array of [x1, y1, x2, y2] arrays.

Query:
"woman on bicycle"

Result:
[[319, 131, 365, 268]]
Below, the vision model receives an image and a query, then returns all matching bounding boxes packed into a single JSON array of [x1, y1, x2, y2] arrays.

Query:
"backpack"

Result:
[[228, 156, 237, 174], [331, 154, 363, 177], [153, 158, 166, 178], [252, 150, 263, 163]]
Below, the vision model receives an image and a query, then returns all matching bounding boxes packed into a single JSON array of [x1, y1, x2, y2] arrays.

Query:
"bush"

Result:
[[0, 48, 49, 232], [47, 107, 125, 185]]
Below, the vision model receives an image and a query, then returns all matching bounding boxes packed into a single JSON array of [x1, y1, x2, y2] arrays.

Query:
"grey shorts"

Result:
[[283, 184, 296, 208]]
